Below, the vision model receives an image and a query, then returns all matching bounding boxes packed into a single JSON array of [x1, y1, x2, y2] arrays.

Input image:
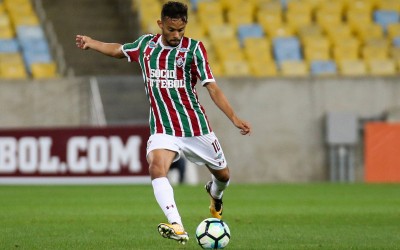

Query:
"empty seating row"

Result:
[[0, 0, 57, 79]]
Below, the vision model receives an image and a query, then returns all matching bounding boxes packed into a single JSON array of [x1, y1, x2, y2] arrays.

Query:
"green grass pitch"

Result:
[[1, 183, 399, 249]]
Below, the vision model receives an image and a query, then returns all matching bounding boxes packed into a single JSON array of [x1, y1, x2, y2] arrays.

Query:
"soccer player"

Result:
[[75, 1, 251, 245]]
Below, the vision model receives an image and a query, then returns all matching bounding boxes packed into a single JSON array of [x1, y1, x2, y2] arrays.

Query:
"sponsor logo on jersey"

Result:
[[177, 47, 189, 52], [148, 69, 184, 88]]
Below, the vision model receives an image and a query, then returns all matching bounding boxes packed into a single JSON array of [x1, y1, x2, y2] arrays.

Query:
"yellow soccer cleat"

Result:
[[157, 223, 189, 245], [205, 181, 223, 219]]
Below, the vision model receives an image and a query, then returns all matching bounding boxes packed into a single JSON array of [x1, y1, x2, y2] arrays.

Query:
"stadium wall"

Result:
[[1, 77, 400, 183]]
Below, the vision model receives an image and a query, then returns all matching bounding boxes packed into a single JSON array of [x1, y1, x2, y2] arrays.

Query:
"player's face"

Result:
[[158, 18, 186, 47]]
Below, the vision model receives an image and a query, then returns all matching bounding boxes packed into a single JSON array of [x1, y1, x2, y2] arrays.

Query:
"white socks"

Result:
[[152, 177, 182, 225], [211, 175, 230, 199]]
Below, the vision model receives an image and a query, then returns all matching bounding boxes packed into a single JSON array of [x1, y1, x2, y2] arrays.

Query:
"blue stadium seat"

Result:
[[22, 50, 52, 73], [393, 36, 400, 47], [16, 25, 46, 41], [310, 60, 337, 76], [237, 24, 264, 46], [19, 38, 50, 53], [374, 10, 399, 32], [0, 39, 20, 53], [273, 36, 302, 65]]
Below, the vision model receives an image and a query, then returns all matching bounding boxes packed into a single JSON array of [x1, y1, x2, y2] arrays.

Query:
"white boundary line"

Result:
[[0, 176, 151, 185]]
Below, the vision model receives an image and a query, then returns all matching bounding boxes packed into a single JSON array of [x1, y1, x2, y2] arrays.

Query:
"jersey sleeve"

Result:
[[194, 41, 215, 85], [121, 34, 150, 62]]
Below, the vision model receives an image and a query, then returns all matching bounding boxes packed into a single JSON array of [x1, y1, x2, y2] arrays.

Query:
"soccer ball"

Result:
[[195, 218, 231, 249]]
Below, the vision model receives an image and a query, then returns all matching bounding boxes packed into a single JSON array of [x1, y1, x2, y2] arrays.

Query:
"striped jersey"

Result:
[[122, 34, 215, 137]]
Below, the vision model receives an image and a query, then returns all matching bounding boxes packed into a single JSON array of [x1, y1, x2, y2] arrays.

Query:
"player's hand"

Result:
[[233, 117, 252, 135], [76, 35, 91, 50]]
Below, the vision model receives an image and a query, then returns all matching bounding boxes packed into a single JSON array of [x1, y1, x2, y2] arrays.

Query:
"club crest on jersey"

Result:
[[176, 56, 185, 67], [148, 41, 157, 48]]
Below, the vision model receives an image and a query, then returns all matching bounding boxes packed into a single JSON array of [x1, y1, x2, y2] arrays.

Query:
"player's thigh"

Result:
[[146, 133, 181, 163], [182, 132, 227, 170]]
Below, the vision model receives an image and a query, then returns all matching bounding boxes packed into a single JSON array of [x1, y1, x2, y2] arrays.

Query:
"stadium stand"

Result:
[[132, 0, 400, 77], [0, 0, 57, 79]]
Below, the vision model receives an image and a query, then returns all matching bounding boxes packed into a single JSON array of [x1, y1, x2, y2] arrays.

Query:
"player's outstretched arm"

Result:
[[75, 35, 125, 59], [205, 82, 252, 135]]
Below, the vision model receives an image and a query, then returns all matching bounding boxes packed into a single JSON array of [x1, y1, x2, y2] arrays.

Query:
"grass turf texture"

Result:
[[0, 184, 399, 249]]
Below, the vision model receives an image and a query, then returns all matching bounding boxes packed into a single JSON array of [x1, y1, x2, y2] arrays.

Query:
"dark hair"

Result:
[[161, 1, 188, 23]]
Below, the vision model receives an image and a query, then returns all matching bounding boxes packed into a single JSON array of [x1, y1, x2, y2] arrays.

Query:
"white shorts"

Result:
[[146, 132, 227, 170]]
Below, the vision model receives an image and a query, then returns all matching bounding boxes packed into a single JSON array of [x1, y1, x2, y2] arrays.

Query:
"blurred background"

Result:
[[1, 0, 400, 184]]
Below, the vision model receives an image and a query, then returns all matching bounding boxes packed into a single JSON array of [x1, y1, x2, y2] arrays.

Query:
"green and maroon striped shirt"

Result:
[[122, 34, 215, 137]]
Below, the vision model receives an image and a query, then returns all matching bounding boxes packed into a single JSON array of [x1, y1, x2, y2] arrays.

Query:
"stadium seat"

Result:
[[285, 11, 312, 32], [393, 36, 400, 47], [354, 23, 384, 43], [367, 59, 397, 75], [378, 0, 400, 12], [287, 0, 313, 14], [310, 60, 337, 76], [318, 1, 345, 15], [325, 24, 353, 45], [22, 50, 52, 73], [248, 59, 278, 77], [31, 62, 58, 79], [280, 61, 308, 77], [316, 10, 343, 32], [0, 39, 19, 53], [0, 61, 28, 79], [347, 0, 373, 14], [257, 10, 283, 34], [243, 37, 272, 62], [223, 60, 251, 77], [373, 10, 399, 32], [208, 24, 236, 41], [346, 10, 373, 32], [338, 60, 367, 76], [298, 25, 324, 41], [362, 45, 389, 60], [237, 24, 264, 46], [16, 25, 45, 40], [273, 37, 302, 65], [387, 23, 400, 39], [227, 7, 254, 28], [390, 46, 400, 60], [266, 24, 295, 39]]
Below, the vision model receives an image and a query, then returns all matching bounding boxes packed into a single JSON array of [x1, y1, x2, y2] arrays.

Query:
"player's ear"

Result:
[[157, 20, 163, 29]]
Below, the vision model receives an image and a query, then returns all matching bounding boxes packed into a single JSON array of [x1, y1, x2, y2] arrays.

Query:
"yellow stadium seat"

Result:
[[347, 0, 374, 13], [287, 1, 313, 14], [0, 25, 14, 38], [325, 24, 353, 44], [185, 18, 206, 40], [243, 37, 272, 62], [378, 0, 400, 11], [317, 1, 345, 15], [354, 23, 384, 43], [223, 60, 251, 77], [302, 36, 330, 50], [248, 59, 278, 77], [304, 47, 331, 62], [11, 13, 40, 26], [265, 24, 294, 39], [333, 42, 360, 62], [362, 46, 389, 60], [257, 10, 283, 32], [31, 62, 58, 79], [339, 60, 367, 76], [298, 24, 324, 40], [285, 11, 312, 32], [197, 1, 223, 14], [316, 10, 343, 32], [387, 23, 400, 39], [198, 13, 225, 34], [390, 47, 400, 60], [0, 62, 28, 79], [222, 0, 255, 13], [227, 10, 253, 28], [208, 24, 236, 41], [258, 1, 282, 12], [280, 61, 309, 77], [346, 10, 373, 31], [367, 59, 396, 76], [302, 0, 325, 10]]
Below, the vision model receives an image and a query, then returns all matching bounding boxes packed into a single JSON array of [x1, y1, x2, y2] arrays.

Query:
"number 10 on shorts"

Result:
[[212, 139, 221, 153]]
